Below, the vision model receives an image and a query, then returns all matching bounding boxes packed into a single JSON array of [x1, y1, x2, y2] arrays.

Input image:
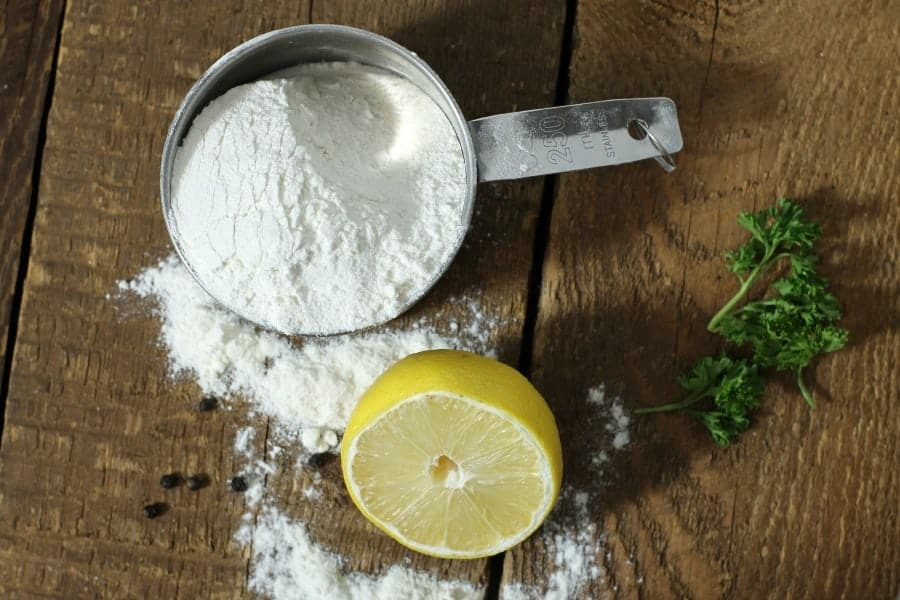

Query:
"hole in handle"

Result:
[[627, 119, 649, 140], [627, 118, 676, 173]]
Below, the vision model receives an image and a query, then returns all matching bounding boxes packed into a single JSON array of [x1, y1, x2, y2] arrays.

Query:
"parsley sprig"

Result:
[[637, 355, 764, 446], [635, 199, 848, 445]]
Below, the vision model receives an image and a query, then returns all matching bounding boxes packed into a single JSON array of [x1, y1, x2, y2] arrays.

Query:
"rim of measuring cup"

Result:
[[160, 25, 478, 336]]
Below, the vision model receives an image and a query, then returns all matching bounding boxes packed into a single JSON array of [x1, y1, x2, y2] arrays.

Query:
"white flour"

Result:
[[118, 255, 494, 451], [236, 508, 479, 600], [171, 62, 467, 334], [588, 384, 631, 463]]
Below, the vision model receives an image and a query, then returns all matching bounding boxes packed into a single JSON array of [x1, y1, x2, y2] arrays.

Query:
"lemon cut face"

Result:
[[341, 350, 562, 559]]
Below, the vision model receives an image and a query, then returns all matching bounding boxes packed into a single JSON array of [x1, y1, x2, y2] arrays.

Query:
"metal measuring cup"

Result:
[[161, 25, 683, 336]]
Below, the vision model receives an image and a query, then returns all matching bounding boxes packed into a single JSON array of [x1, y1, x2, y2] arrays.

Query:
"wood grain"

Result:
[[0, 0, 64, 392], [506, 1, 900, 599], [2, 0, 897, 598], [0, 2, 311, 597], [0, 0, 566, 597]]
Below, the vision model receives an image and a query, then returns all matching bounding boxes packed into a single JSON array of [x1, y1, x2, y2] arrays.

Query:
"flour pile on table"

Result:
[[117, 260, 636, 599], [236, 507, 478, 600], [117, 255, 496, 596], [117, 255, 495, 452]]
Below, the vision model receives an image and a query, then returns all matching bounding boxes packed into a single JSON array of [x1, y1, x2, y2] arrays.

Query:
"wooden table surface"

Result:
[[1, 1, 897, 598]]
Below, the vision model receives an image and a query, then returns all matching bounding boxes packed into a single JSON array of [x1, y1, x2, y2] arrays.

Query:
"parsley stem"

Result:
[[707, 247, 780, 332], [634, 388, 707, 414], [796, 368, 815, 409], [708, 275, 756, 333]]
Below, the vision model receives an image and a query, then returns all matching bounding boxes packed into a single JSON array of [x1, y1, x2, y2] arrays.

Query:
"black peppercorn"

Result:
[[186, 474, 209, 491], [143, 502, 168, 519], [159, 473, 181, 489], [197, 396, 218, 412], [307, 452, 332, 469], [230, 476, 248, 492]]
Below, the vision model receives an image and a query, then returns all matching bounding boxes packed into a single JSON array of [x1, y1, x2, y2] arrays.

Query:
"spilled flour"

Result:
[[587, 384, 631, 475], [236, 509, 478, 600], [118, 255, 495, 452], [589, 384, 631, 451], [501, 489, 602, 600], [226, 383, 634, 600], [117, 258, 636, 599]]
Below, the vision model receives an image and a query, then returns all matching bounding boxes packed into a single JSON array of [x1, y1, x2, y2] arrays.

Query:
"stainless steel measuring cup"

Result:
[[161, 25, 683, 336]]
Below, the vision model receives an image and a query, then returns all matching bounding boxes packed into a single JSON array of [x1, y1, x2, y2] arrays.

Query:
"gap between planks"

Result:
[[487, 0, 580, 598], [0, 0, 69, 446]]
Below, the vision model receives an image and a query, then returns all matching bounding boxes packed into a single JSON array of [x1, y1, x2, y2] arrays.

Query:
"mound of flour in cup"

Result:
[[171, 62, 467, 334]]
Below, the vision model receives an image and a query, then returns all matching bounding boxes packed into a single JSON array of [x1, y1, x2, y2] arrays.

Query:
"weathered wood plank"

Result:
[[0, 0, 567, 596], [0, 2, 312, 597], [507, 1, 899, 598], [0, 0, 64, 395]]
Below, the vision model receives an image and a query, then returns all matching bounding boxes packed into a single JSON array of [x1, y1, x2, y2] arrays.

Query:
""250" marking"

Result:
[[540, 115, 573, 164]]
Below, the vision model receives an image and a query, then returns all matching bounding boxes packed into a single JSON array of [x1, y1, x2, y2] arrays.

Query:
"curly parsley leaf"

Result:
[[724, 199, 820, 279], [710, 198, 821, 331], [635, 355, 764, 447]]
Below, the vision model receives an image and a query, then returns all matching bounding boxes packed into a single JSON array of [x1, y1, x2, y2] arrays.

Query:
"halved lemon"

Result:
[[340, 349, 562, 559]]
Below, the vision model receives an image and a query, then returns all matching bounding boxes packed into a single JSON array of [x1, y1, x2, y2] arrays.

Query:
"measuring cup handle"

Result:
[[467, 97, 683, 182]]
